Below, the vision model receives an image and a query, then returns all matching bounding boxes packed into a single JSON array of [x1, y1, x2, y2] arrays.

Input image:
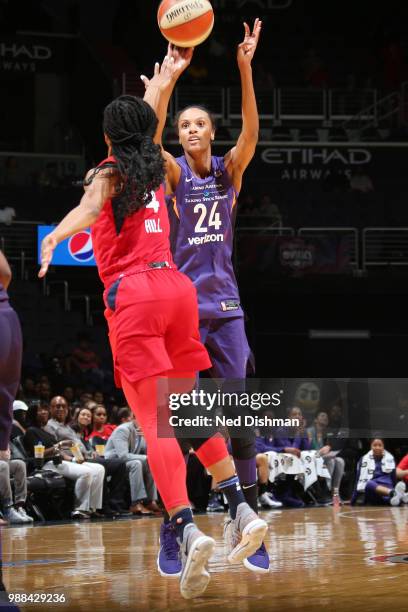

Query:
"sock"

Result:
[[171, 508, 194, 542], [234, 457, 258, 513], [241, 482, 258, 513], [217, 475, 246, 519], [258, 482, 268, 496]]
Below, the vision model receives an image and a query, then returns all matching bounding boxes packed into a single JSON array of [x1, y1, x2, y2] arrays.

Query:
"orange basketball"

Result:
[[157, 0, 214, 48]]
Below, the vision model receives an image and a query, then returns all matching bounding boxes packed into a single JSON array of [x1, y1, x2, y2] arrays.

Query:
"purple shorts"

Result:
[[199, 317, 254, 379]]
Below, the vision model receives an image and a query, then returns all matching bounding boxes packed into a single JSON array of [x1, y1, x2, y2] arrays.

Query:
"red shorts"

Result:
[[104, 269, 211, 386]]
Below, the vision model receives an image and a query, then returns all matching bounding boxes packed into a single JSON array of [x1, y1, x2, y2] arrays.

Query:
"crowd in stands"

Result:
[[3, 351, 408, 525]]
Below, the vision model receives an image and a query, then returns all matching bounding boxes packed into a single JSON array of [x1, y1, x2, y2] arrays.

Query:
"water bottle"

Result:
[[332, 487, 340, 509]]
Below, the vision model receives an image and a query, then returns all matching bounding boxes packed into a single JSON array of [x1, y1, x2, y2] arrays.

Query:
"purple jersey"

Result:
[[167, 155, 243, 319]]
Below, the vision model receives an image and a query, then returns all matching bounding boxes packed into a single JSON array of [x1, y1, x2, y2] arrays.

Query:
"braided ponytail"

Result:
[[103, 95, 165, 216]]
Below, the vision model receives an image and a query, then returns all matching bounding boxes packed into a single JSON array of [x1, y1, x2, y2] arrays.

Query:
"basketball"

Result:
[[157, 0, 214, 47]]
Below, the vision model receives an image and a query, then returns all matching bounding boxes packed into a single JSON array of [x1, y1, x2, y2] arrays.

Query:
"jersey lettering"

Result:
[[145, 219, 162, 233], [146, 194, 160, 214], [193, 201, 222, 233]]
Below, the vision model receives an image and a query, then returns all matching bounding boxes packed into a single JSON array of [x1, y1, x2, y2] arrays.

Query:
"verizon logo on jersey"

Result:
[[188, 233, 224, 245], [145, 219, 162, 233]]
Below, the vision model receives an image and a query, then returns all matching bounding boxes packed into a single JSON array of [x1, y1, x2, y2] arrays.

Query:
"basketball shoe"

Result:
[[179, 523, 215, 599], [224, 502, 268, 568], [157, 523, 182, 577]]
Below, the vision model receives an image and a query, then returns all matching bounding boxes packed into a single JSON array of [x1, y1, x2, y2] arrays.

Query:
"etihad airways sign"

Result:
[[259, 147, 372, 180], [261, 148, 372, 166]]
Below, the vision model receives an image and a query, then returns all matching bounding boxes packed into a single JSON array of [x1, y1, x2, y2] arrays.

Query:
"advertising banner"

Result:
[[37, 226, 96, 267]]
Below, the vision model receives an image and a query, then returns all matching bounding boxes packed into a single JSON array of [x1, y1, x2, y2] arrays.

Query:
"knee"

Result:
[[94, 464, 105, 479], [336, 457, 345, 469], [79, 470, 92, 486], [365, 480, 377, 494], [128, 460, 142, 475], [0, 461, 10, 478], [12, 460, 27, 476]]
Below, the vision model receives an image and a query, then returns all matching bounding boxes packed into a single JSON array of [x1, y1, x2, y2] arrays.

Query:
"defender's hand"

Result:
[[39, 233, 58, 278], [141, 45, 194, 90]]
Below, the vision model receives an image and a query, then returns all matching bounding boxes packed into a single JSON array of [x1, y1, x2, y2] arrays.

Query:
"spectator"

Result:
[[104, 418, 161, 515], [274, 407, 332, 505], [83, 400, 98, 413], [11, 400, 28, 440], [69, 407, 130, 516], [22, 378, 37, 400], [35, 381, 52, 403], [307, 409, 345, 499], [352, 438, 408, 506], [93, 391, 104, 405], [0, 445, 33, 524], [88, 404, 116, 442], [115, 406, 133, 425], [349, 167, 374, 193], [255, 411, 306, 508], [23, 402, 105, 519], [79, 392, 93, 405], [274, 406, 310, 453]]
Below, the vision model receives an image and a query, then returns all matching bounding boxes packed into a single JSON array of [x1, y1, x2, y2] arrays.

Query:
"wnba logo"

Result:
[[68, 231, 94, 262]]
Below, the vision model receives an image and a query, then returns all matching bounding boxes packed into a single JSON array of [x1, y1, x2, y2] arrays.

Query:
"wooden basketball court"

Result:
[[2, 507, 408, 611]]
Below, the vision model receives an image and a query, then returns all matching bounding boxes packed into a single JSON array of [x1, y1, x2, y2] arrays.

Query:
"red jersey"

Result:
[[87, 424, 116, 441], [91, 156, 175, 289]]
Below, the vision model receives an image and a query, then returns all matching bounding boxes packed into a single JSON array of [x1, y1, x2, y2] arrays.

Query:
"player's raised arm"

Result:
[[38, 168, 117, 278], [224, 18, 262, 193], [142, 46, 193, 193]]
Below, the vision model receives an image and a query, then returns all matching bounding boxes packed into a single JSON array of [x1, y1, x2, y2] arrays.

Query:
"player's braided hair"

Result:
[[103, 95, 165, 216]]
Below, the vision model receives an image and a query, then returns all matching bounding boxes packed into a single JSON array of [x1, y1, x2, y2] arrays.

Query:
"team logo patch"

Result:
[[220, 299, 240, 312], [68, 231, 94, 262]]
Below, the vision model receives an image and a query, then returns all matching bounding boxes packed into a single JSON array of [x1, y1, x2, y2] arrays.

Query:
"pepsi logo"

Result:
[[68, 231, 94, 262]]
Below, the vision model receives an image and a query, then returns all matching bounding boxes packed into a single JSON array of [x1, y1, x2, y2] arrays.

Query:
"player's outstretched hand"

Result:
[[237, 18, 262, 68], [38, 233, 57, 278], [167, 43, 194, 78], [140, 45, 194, 90]]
